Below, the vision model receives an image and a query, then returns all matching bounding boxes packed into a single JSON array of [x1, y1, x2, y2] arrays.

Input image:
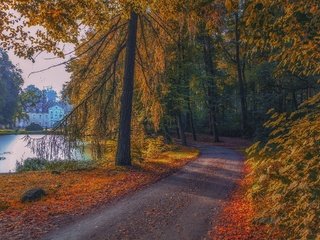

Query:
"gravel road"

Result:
[[44, 143, 244, 240]]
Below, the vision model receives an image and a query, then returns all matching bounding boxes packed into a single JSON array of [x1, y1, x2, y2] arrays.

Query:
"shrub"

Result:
[[25, 123, 43, 132], [247, 93, 320, 239], [142, 136, 169, 158], [131, 133, 169, 160], [16, 158, 94, 172]]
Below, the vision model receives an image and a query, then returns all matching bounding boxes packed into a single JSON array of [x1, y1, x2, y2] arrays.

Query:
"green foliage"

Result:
[[0, 50, 23, 125], [0, 129, 17, 135], [19, 85, 42, 112], [247, 93, 320, 239], [16, 158, 94, 172]]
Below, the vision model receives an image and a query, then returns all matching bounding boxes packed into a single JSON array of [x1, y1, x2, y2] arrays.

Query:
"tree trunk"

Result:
[[211, 112, 219, 142], [177, 113, 187, 146], [175, 118, 181, 139], [292, 90, 298, 110], [163, 124, 172, 144], [187, 101, 197, 141], [202, 34, 219, 142], [115, 11, 138, 166], [235, 12, 248, 135]]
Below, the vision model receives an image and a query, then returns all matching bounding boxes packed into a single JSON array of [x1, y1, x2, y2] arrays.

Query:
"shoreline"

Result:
[[0, 130, 50, 135]]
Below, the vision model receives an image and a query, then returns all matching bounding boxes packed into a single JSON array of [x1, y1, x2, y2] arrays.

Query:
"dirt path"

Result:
[[44, 143, 244, 240]]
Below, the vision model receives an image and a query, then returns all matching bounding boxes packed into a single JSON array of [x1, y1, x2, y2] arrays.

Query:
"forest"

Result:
[[0, 0, 319, 239]]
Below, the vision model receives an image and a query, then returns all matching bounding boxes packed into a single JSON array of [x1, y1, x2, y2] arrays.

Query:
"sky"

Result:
[[5, 11, 74, 94], [8, 45, 74, 94]]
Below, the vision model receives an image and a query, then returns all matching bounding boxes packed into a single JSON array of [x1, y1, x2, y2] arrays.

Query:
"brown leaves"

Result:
[[0, 146, 199, 239], [210, 164, 279, 240]]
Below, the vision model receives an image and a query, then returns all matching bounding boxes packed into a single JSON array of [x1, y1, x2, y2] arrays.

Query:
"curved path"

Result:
[[44, 143, 244, 240]]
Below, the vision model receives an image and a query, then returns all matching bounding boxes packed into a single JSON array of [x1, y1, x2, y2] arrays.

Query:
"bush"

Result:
[[142, 136, 169, 158], [247, 93, 320, 239], [131, 134, 168, 160], [16, 158, 94, 172], [25, 123, 43, 132]]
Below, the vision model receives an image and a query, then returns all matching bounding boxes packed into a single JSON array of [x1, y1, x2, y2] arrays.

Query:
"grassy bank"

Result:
[[0, 145, 199, 239], [0, 129, 46, 135], [16, 158, 95, 172]]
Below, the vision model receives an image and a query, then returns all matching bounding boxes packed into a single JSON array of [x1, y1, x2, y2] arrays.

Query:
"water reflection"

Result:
[[0, 135, 87, 173]]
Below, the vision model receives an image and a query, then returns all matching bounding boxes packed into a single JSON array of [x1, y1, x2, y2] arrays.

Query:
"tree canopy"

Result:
[[0, 49, 23, 125], [0, 1, 319, 237]]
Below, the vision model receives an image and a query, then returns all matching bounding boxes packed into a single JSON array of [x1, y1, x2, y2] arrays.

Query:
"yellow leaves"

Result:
[[225, 0, 233, 13], [48, 9, 63, 19], [225, 0, 238, 13], [247, 93, 320, 239], [244, 0, 320, 77]]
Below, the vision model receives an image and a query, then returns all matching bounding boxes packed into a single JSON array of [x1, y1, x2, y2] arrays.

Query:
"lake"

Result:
[[0, 135, 88, 173], [0, 135, 41, 173]]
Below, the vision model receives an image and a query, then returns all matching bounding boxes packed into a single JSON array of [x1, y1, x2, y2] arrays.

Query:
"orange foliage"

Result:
[[210, 164, 280, 240], [0, 146, 198, 240]]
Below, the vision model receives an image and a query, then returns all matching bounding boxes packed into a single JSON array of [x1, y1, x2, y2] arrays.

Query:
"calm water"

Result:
[[0, 135, 42, 173], [0, 135, 88, 173]]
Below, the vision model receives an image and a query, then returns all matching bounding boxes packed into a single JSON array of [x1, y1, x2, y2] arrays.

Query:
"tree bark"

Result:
[[292, 90, 298, 110], [175, 118, 181, 139], [116, 11, 138, 166], [162, 123, 172, 144], [235, 12, 248, 135]]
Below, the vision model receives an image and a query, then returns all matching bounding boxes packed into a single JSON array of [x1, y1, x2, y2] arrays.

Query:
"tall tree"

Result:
[[234, 11, 248, 134], [0, 50, 23, 127], [201, 32, 220, 142], [115, 11, 138, 166]]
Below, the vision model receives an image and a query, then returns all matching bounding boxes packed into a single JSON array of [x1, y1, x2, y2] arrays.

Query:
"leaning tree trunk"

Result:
[[115, 11, 138, 166], [235, 12, 248, 135]]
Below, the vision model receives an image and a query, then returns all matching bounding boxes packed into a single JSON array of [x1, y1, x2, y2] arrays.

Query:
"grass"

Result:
[[0, 129, 46, 135], [0, 145, 199, 239]]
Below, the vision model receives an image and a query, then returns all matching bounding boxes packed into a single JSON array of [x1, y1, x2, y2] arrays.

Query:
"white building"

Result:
[[28, 112, 50, 128], [48, 105, 65, 127], [16, 104, 66, 129]]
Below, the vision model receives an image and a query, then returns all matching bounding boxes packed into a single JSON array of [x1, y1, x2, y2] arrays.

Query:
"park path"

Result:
[[44, 143, 244, 240]]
